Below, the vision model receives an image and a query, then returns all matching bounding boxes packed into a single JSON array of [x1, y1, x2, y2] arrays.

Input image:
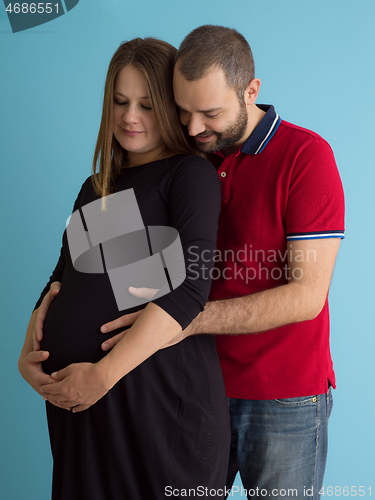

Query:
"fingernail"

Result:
[[51, 372, 57, 378], [102, 342, 109, 351], [101, 326, 108, 333]]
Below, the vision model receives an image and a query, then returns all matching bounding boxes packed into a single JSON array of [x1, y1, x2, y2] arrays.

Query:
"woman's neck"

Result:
[[125, 146, 174, 168]]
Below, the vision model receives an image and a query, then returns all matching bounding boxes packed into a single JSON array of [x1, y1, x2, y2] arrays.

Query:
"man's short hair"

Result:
[[175, 25, 255, 99]]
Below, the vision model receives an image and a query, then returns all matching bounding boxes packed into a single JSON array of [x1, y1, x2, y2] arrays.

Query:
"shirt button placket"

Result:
[[220, 170, 228, 203]]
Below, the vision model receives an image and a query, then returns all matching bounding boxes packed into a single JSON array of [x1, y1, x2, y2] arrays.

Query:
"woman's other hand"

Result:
[[18, 349, 54, 396]]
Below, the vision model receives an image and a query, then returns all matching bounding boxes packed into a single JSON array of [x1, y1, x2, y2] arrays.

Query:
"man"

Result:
[[166, 26, 344, 498], [27, 26, 344, 499]]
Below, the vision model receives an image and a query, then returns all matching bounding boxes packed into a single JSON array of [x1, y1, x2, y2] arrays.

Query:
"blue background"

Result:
[[1, 0, 374, 498]]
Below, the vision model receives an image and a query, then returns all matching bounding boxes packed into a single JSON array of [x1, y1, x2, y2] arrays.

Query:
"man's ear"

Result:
[[244, 78, 261, 105]]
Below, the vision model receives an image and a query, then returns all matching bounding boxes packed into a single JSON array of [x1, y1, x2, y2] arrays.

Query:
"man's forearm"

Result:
[[189, 238, 340, 336], [191, 281, 325, 336]]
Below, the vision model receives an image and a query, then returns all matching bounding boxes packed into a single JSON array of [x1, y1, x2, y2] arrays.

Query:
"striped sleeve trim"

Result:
[[287, 230, 345, 241]]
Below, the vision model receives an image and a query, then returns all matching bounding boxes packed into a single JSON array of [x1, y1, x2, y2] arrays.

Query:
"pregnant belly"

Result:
[[41, 273, 126, 374]]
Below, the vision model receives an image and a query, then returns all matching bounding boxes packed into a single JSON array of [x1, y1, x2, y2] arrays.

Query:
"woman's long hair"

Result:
[[92, 38, 196, 198]]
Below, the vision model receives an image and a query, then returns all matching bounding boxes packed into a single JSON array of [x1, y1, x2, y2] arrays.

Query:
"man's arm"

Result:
[[189, 238, 341, 335], [101, 237, 341, 349]]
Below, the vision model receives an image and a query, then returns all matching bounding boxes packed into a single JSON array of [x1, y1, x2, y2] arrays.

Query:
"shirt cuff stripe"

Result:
[[287, 231, 345, 240]]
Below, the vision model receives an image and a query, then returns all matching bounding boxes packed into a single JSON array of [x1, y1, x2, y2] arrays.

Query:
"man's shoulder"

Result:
[[278, 119, 329, 145], [270, 119, 335, 162]]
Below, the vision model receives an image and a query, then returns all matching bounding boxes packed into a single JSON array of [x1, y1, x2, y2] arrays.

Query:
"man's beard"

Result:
[[194, 100, 248, 153]]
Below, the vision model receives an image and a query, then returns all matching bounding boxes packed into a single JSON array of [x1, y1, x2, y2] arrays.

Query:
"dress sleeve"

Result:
[[33, 179, 89, 310], [286, 138, 345, 241], [152, 156, 221, 329]]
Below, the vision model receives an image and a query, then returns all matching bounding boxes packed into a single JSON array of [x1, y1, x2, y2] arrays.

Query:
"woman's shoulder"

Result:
[[166, 154, 219, 179], [168, 153, 215, 168], [72, 175, 98, 209], [165, 155, 221, 204]]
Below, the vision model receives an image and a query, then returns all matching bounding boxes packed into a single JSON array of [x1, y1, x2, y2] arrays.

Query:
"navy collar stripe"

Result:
[[254, 114, 281, 154], [240, 104, 281, 155]]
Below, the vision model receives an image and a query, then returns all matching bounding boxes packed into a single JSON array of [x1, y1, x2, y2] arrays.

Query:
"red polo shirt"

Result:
[[210, 105, 345, 400]]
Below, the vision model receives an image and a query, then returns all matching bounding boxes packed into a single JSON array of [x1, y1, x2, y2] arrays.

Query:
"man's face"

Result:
[[173, 65, 249, 153]]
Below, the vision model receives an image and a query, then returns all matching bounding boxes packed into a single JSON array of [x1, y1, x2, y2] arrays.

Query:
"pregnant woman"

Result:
[[18, 38, 230, 500]]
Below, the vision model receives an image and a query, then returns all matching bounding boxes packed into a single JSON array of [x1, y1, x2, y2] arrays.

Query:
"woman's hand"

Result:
[[18, 350, 55, 396], [40, 362, 113, 413], [19, 310, 55, 396], [33, 281, 61, 350]]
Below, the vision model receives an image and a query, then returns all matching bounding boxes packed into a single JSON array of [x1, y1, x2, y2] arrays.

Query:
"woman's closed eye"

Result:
[[113, 100, 152, 111], [114, 99, 128, 106]]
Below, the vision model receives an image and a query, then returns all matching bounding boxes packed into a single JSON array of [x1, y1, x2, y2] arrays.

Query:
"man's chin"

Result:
[[195, 138, 217, 153]]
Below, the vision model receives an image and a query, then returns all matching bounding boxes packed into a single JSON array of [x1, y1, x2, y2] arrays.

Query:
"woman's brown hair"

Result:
[[92, 37, 196, 198]]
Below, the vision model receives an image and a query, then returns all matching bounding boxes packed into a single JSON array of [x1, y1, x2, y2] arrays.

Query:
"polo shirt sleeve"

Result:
[[286, 137, 345, 241]]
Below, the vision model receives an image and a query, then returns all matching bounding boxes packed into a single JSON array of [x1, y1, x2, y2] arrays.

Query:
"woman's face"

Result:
[[112, 64, 165, 167]]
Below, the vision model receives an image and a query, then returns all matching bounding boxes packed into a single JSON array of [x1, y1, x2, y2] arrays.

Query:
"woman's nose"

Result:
[[122, 104, 140, 124]]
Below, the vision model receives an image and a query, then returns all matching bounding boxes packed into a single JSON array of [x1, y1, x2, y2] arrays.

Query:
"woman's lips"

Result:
[[123, 129, 143, 136]]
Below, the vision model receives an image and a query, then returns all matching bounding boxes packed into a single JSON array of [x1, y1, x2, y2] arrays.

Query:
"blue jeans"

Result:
[[226, 389, 333, 499]]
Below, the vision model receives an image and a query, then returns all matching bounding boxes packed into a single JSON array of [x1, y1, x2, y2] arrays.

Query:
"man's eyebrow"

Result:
[[200, 107, 222, 114], [176, 105, 223, 114]]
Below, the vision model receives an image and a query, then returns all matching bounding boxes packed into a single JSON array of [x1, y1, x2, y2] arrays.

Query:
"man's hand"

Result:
[[41, 362, 112, 413], [100, 309, 142, 351], [100, 287, 158, 351], [18, 350, 54, 396], [33, 281, 61, 350], [100, 305, 201, 352], [127, 286, 159, 300]]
